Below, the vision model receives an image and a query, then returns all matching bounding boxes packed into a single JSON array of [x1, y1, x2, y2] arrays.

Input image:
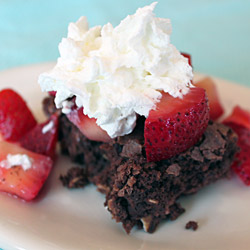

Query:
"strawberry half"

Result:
[[144, 87, 209, 162], [223, 106, 250, 185], [195, 77, 224, 120], [0, 89, 37, 142], [0, 141, 53, 201], [67, 107, 111, 143], [20, 114, 59, 159]]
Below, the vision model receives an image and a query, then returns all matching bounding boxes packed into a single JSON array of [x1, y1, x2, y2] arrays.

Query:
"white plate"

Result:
[[0, 63, 250, 250]]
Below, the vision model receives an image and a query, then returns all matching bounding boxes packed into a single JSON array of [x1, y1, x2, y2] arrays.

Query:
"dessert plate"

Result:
[[0, 63, 250, 250]]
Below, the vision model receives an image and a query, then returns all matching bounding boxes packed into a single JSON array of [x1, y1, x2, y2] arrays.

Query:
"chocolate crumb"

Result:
[[166, 164, 181, 176], [60, 167, 89, 188], [191, 147, 204, 162], [185, 221, 198, 231], [120, 139, 142, 158]]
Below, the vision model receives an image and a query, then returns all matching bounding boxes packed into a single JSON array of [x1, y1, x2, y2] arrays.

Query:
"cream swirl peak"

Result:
[[39, 2, 193, 138]]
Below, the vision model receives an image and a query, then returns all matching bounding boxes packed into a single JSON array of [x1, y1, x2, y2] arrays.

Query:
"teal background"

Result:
[[0, 0, 250, 88]]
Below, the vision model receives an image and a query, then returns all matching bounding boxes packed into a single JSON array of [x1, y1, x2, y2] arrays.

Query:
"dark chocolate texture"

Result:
[[185, 221, 198, 231], [43, 96, 238, 234]]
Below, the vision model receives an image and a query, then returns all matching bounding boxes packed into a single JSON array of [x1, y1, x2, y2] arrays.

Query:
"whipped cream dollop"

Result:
[[39, 2, 193, 138], [0, 154, 32, 171]]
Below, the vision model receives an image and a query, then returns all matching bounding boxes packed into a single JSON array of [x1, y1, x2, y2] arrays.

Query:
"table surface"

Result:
[[0, 0, 249, 87]]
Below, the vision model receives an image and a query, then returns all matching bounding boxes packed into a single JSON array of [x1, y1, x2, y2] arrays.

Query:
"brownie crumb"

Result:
[[60, 167, 89, 188], [169, 202, 185, 221], [185, 221, 198, 231], [120, 139, 142, 158], [166, 164, 181, 176]]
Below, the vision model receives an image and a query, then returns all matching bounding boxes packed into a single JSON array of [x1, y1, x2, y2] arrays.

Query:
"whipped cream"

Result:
[[39, 2, 193, 138], [42, 120, 54, 134], [61, 100, 75, 114], [0, 154, 32, 171]]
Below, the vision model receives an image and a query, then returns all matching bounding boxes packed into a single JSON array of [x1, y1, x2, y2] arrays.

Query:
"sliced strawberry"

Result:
[[48, 91, 56, 97], [223, 106, 250, 129], [0, 89, 37, 142], [67, 107, 111, 143], [181, 52, 192, 66], [226, 124, 250, 185], [195, 77, 224, 120], [20, 114, 59, 159], [144, 87, 209, 162], [0, 141, 53, 201], [223, 106, 250, 185]]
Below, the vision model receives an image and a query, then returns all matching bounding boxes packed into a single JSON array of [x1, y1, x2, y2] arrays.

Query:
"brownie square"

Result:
[[43, 96, 238, 233]]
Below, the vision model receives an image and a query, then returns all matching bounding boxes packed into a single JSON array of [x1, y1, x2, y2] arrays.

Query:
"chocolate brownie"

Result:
[[60, 166, 89, 188], [43, 96, 238, 233]]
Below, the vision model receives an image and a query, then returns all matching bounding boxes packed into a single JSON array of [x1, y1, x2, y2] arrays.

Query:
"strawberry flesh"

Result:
[[195, 77, 224, 120], [67, 107, 112, 143], [144, 87, 209, 162], [223, 105, 250, 130], [223, 106, 250, 185], [0, 89, 37, 142], [0, 141, 53, 201], [48, 91, 56, 97], [20, 114, 59, 159], [181, 52, 192, 66]]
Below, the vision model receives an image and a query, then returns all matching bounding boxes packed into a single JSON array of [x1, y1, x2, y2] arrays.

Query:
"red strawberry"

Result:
[[144, 87, 209, 162], [195, 77, 224, 120], [67, 107, 111, 143], [223, 106, 250, 130], [181, 52, 192, 66], [223, 106, 250, 185], [0, 89, 37, 142], [48, 91, 56, 97], [20, 114, 59, 159], [226, 124, 250, 185], [0, 140, 53, 201]]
